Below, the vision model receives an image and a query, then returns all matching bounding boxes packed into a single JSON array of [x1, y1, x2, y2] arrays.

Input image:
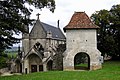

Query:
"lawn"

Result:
[[0, 61, 120, 80], [75, 63, 88, 67]]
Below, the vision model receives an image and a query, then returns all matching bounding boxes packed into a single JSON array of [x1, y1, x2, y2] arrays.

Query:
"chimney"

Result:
[[57, 20, 60, 28]]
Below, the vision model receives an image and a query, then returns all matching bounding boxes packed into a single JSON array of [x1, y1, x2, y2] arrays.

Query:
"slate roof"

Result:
[[41, 22, 65, 39], [64, 12, 99, 32], [31, 19, 66, 40]]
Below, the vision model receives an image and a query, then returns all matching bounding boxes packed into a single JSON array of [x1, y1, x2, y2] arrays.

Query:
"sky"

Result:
[[14, 0, 120, 46], [30, 0, 120, 30]]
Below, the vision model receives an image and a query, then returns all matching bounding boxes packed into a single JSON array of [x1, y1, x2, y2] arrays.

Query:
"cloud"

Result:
[[14, 0, 120, 46], [23, 0, 120, 32], [28, 0, 120, 35]]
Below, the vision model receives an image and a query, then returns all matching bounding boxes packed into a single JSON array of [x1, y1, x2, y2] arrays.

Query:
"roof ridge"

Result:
[[29, 19, 66, 39], [41, 22, 58, 29], [64, 12, 99, 32]]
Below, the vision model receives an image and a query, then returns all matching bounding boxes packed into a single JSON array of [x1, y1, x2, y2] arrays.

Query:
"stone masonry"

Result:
[[63, 12, 103, 70]]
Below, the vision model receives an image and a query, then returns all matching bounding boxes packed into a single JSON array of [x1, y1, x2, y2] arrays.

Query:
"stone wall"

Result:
[[63, 29, 102, 70], [0, 68, 9, 74]]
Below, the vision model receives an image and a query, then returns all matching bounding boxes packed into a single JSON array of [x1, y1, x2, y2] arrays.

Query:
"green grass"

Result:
[[75, 63, 88, 67], [0, 61, 120, 80], [75, 63, 88, 70]]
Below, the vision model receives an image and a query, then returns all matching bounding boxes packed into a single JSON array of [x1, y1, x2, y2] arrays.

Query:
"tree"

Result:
[[0, 0, 55, 53], [110, 4, 120, 59], [91, 4, 120, 60], [53, 44, 66, 70], [0, 52, 8, 69]]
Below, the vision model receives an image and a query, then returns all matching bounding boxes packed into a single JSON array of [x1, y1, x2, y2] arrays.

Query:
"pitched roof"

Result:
[[41, 22, 66, 40], [64, 12, 99, 31], [31, 19, 65, 40]]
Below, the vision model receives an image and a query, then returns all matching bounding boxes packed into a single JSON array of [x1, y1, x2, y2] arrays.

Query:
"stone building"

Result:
[[63, 12, 103, 70], [12, 12, 103, 73], [15, 15, 66, 74]]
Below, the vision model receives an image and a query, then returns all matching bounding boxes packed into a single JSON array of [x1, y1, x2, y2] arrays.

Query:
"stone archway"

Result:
[[47, 60, 53, 71], [74, 52, 90, 70], [15, 59, 22, 73], [27, 53, 43, 73]]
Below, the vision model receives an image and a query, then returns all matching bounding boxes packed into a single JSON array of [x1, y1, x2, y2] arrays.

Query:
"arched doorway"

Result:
[[74, 52, 90, 70], [27, 53, 43, 73], [47, 60, 53, 71], [15, 59, 22, 73]]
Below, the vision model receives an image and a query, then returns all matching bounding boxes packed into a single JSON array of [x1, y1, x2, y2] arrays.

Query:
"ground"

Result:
[[0, 61, 120, 80]]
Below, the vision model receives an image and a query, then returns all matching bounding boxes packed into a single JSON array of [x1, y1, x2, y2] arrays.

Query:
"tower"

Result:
[[22, 25, 29, 55], [63, 12, 103, 70]]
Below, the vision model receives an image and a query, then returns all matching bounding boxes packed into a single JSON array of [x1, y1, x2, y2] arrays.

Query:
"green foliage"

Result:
[[74, 53, 89, 70], [53, 44, 66, 70], [5, 51, 17, 58], [0, 0, 55, 53], [0, 51, 17, 69], [0, 61, 120, 80], [91, 4, 120, 59], [74, 53, 88, 65], [0, 53, 8, 69]]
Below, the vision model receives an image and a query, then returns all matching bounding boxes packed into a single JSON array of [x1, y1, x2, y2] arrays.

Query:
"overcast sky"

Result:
[[14, 0, 120, 46], [30, 0, 120, 30]]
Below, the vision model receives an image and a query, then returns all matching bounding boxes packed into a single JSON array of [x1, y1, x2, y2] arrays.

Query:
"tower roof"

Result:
[[64, 12, 99, 32]]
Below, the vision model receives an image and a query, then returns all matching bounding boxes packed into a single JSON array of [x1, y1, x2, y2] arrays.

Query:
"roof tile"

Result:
[[64, 12, 99, 31]]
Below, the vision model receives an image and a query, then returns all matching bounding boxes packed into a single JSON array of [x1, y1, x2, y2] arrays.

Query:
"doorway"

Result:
[[47, 60, 53, 71], [39, 65, 43, 71], [74, 52, 90, 70], [31, 65, 37, 72]]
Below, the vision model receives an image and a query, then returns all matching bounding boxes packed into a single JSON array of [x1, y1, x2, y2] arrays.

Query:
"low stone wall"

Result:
[[0, 68, 9, 74]]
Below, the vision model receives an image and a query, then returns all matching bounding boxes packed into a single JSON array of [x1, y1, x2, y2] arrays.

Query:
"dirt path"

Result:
[[1, 72, 22, 76]]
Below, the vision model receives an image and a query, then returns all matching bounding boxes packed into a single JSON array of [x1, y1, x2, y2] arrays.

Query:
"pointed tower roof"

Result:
[[64, 12, 99, 32]]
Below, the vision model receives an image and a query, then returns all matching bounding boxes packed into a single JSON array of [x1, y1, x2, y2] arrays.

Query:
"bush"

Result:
[[0, 53, 8, 69]]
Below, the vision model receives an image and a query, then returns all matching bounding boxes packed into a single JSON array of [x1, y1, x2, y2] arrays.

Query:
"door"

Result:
[[39, 65, 43, 71], [31, 65, 37, 72]]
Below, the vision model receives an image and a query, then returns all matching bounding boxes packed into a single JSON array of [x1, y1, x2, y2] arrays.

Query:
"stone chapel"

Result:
[[14, 15, 66, 74]]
